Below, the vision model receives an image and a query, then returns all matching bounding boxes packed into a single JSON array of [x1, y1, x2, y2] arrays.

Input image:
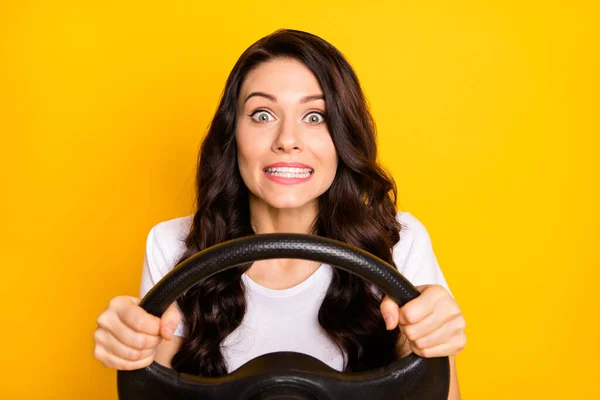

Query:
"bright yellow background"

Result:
[[1, 1, 598, 398]]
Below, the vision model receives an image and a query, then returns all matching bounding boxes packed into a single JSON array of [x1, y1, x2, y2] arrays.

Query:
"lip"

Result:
[[264, 162, 314, 170], [263, 162, 314, 186]]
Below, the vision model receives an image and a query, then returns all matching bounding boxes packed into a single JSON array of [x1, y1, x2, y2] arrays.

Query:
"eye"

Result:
[[250, 110, 275, 123], [304, 112, 325, 124]]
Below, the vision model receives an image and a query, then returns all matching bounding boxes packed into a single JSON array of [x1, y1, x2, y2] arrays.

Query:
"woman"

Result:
[[93, 29, 466, 398]]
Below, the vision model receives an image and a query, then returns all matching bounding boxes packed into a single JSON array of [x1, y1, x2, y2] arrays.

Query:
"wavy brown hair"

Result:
[[171, 29, 402, 376]]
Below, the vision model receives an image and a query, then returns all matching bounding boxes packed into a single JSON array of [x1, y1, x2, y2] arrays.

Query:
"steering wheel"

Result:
[[117, 233, 450, 399]]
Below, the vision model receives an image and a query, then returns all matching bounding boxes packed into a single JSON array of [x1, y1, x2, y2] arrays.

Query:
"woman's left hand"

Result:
[[380, 285, 467, 358]]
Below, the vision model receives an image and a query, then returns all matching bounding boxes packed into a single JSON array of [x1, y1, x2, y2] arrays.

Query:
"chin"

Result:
[[264, 195, 316, 210]]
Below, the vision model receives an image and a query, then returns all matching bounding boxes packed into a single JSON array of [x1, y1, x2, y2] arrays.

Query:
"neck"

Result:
[[246, 196, 321, 288]]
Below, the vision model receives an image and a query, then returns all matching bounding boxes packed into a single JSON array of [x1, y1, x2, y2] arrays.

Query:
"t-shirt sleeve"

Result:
[[139, 223, 187, 337], [393, 212, 453, 298]]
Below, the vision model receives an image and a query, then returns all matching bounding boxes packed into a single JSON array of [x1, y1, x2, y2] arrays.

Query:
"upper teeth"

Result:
[[265, 167, 313, 173]]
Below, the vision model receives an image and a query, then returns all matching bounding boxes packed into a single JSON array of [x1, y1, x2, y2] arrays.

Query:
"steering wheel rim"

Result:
[[117, 233, 450, 400]]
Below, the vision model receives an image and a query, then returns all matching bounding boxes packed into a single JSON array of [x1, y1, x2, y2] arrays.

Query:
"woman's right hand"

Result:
[[93, 295, 182, 370]]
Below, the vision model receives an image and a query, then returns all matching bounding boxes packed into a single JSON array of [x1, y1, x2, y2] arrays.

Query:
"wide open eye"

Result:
[[303, 112, 325, 124], [250, 110, 275, 123]]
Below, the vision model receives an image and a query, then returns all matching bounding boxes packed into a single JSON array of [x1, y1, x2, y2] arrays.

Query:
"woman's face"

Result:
[[235, 57, 338, 211]]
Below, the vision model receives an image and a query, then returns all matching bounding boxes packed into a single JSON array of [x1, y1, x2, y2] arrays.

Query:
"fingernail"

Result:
[[383, 315, 394, 329], [165, 326, 173, 336]]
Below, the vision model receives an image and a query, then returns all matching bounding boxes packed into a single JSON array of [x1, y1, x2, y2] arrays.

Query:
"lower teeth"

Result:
[[267, 172, 310, 178]]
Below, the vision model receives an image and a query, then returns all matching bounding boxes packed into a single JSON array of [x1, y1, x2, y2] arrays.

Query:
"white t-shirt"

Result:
[[140, 212, 452, 373]]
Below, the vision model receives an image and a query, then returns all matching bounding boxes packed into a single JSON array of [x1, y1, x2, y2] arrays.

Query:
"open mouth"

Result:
[[264, 167, 314, 179]]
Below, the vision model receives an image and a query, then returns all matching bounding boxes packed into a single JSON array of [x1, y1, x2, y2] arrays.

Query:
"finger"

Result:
[[97, 310, 162, 350], [399, 297, 459, 339], [94, 327, 159, 361], [400, 311, 440, 342], [160, 302, 183, 341], [380, 295, 400, 330], [115, 298, 162, 336], [412, 315, 465, 350], [94, 344, 156, 371], [397, 286, 447, 325], [409, 330, 467, 358]]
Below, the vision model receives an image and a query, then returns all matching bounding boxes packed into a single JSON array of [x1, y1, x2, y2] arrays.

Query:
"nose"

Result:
[[272, 117, 302, 153]]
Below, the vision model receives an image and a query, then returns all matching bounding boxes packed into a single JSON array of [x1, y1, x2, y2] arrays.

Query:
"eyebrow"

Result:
[[243, 92, 325, 104]]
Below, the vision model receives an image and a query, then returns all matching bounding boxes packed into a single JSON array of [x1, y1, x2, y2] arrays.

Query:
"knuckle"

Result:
[[131, 315, 145, 332], [460, 332, 468, 347], [127, 347, 142, 361], [410, 345, 424, 357], [93, 328, 103, 343], [404, 327, 417, 341], [450, 306, 462, 319], [93, 345, 103, 360], [108, 296, 122, 309], [404, 310, 418, 324], [94, 346, 112, 369], [133, 334, 147, 350], [431, 285, 444, 294], [96, 313, 107, 328], [414, 339, 426, 350], [428, 285, 444, 299]]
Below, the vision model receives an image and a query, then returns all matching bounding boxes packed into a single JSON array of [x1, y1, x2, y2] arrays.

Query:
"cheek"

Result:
[[235, 127, 255, 160], [315, 136, 338, 172], [235, 131, 268, 182], [235, 133, 253, 179]]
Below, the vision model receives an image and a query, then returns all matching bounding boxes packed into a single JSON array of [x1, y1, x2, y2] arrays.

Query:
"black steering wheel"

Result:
[[117, 234, 450, 399]]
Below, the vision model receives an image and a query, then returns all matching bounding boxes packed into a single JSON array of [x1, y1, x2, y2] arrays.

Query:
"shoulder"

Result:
[[392, 211, 452, 294], [141, 215, 194, 292], [150, 215, 194, 251], [141, 215, 194, 337], [393, 211, 434, 263], [396, 211, 430, 242]]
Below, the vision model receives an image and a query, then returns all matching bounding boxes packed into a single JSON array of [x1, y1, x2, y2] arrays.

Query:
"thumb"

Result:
[[380, 295, 400, 330], [160, 302, 182, 341]]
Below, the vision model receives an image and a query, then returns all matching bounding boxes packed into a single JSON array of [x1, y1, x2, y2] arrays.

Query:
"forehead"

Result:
[[239, 58, 323, 99]]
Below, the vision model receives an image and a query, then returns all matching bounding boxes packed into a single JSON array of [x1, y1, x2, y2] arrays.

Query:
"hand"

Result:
[[93, 296, 182, 370], [380, 285, 466, 358]]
